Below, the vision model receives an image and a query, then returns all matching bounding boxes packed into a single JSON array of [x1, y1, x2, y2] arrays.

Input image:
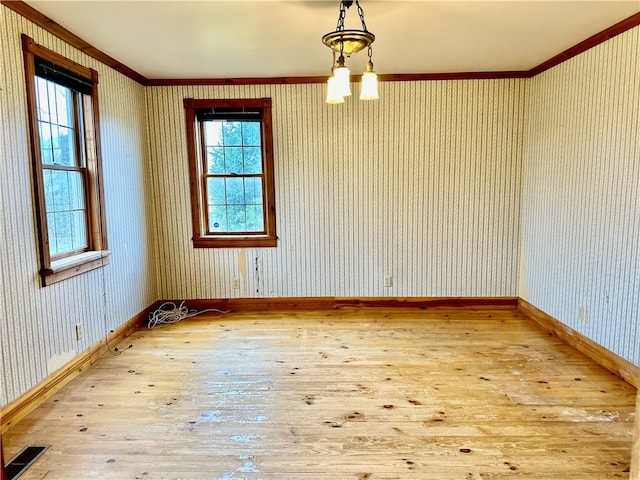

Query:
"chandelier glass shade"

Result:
[[359, 60, 379, 100], [325, 74, 344, 104], [322, 0, 378, 103]]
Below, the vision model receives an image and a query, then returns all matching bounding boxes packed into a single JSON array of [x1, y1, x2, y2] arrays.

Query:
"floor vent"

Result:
[[5, 445, 49, 480]]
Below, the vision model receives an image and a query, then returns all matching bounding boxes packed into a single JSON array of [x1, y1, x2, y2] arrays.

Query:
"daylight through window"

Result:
[[36, 74, 89, 257], [184, 98, 277, 248]]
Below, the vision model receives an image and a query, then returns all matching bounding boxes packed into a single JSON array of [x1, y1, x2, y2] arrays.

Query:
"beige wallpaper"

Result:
[[521, 26, 639, 365], [146, 79, 526, 300], [0, 6, 156, 406]]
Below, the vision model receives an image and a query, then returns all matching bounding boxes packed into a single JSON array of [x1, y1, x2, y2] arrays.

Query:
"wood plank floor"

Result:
[[3, 307, 637, 479]]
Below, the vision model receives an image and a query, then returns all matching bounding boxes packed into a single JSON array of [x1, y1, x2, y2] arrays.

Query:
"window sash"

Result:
[[35, 79, 91, 260], [42, 164, 90, 258], [203, 174, 266, 235], [198, 120, 268, 236]]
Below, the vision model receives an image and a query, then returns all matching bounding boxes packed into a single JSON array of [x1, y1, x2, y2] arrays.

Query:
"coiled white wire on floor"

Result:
[[147, 301, 229, 328]]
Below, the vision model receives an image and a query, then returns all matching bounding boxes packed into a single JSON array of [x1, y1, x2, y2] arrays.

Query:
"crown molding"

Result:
[[528, 12, 640, 77], [1, 0, 148, 85]]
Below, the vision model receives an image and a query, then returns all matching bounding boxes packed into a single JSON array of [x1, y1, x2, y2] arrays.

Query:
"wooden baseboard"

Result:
[[632, 388, 640, 480], [518, 299, 639, 388], [159, 296, 518, 316], [0, 433, 5, 480], [335, 297, 518, 309], [0, 304, 156, 434]]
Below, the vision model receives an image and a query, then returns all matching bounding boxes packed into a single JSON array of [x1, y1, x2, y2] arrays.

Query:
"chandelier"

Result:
[[322, 0, 379, 103]]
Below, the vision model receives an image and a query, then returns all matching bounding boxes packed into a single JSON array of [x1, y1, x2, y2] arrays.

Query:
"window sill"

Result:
[[193, 236, 277, 248], [41, 250, 111, 286]]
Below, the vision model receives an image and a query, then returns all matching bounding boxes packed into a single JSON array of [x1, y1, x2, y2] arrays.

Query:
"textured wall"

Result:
[[146, 80, 527, 300], [0, 7, 156, 406], [520, 27, 639, 365]]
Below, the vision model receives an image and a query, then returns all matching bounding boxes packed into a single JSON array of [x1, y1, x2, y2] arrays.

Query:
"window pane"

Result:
[[207, 147, 225, 174], [222, 121, 242, 146], [47, 81, 58, 125], [36, 78, 50, 123], [53, 125, 75, 166], [224, 147, 243, 174], [49, 169, 69, 212], [43, 170, 54, 210], [244, 147, 262, 174], [55, 83, 73, 128], [206, 177, 226, 205], [50, 211, 71, 255], [39, 121, 54, 165], [242, 122, 261, 146], [70, 210, 87, 250], [67, 171, 85, 210], [204, 121, 223, 147], [227, 205, 246, 232], [225, 177, 244, 204], [209, 205, 227, 232], [246, 205, 264, 231], [47, 212, 59, 256], [50, 124, 61, 163], [245, 177, 263, 205]]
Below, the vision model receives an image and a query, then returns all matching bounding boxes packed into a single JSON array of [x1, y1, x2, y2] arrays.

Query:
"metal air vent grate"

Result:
[[5, 445, 49, 480]]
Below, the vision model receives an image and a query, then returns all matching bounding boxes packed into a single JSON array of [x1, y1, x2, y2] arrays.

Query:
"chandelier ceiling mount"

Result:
[[321, 30, 375, 56]]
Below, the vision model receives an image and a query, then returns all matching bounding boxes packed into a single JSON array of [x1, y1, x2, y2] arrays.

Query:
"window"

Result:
[[184, 98, 277, 248], [22, 35, 109, 286]]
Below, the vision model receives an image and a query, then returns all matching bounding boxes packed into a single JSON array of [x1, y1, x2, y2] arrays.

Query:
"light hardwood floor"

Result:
[[3, 307, 637, 479]]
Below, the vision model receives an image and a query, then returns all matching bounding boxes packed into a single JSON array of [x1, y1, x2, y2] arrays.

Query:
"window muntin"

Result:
[[22, 34, 109, 285], [184, 98, 277, 248]]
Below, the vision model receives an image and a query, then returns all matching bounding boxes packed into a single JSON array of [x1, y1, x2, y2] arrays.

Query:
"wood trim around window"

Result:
[[183, 98, 277, 248], [22, 35, 110, 285]]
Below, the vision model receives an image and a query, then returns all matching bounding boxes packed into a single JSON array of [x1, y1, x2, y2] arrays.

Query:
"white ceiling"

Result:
[[24, 0, 640, 79]]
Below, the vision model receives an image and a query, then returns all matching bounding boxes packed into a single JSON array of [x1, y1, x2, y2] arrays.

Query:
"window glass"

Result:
[[35, 77, 88, 258]]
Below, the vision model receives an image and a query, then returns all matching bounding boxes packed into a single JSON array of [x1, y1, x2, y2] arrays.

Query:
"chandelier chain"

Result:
[[335, 0, 369, 32], [336, 1, 347, 31], [356, 1, 369, 32]]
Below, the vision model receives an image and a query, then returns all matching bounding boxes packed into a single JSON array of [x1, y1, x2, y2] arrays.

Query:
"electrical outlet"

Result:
[[75, 323, 84, 341], [384, 276, 393, 287], [577, 306, 589, 323], [232, 278, 240, 289]]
